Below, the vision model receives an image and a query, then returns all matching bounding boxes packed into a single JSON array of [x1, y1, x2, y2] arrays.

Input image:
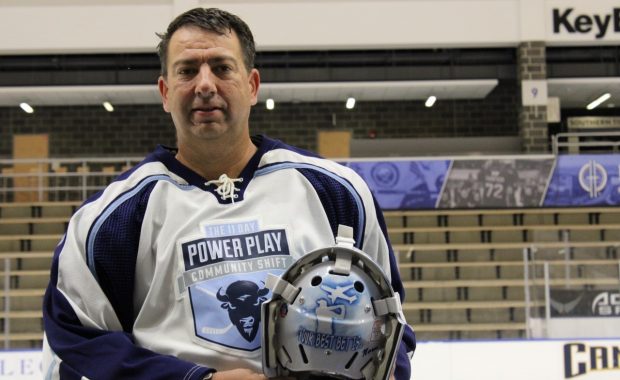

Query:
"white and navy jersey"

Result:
[[43, 135, 416, 380]]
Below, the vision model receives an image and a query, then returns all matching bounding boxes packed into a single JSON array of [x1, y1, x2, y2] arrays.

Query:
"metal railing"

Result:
[[523, 237, 620, 339], [552, 131, 620, 155], [0, 157, 143, 202]]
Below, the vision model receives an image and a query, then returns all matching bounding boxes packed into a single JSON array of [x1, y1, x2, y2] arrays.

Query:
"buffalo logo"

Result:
[[370, 162, 399, 188], [217, 280, 269, 342]]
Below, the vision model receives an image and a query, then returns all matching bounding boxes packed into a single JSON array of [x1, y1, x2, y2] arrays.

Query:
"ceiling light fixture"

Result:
[[266, 98, 275, 110], [425, 95, 437, 108], [102, 101, 114, 112], [586, 93, 611, 110], [346, 97, 356, 109], [19, 102, 34, 114]]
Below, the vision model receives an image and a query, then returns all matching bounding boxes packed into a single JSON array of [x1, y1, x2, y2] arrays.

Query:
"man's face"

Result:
[[158, 26, 259, 145]]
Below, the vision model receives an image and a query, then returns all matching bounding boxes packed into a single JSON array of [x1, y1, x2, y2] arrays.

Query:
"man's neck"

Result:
[[175, 136, 257, 180]]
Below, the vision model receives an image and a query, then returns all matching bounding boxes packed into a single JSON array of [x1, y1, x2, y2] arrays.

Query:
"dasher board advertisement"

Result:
[[3, 339, 620, 379]]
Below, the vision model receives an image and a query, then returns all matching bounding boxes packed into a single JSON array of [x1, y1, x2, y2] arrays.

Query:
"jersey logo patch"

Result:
[[217, 280, 269, 342], [177, 220, 292, 353]]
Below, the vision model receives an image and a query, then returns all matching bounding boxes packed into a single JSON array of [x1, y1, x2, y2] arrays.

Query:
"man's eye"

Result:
[[215, 65, 232, 74], [177, 68, 197, 76]]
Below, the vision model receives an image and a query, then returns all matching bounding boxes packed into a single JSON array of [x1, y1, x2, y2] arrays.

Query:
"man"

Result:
[[43, 7, 415, 380]]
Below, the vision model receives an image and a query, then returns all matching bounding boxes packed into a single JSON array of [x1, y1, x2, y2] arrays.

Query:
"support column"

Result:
[[518, 41, 548, 153]]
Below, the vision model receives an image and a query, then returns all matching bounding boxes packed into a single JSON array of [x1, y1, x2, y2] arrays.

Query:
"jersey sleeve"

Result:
[[365, 195, 416, 380], [42, 192, 212, 380], [301, 158, 417, 380]]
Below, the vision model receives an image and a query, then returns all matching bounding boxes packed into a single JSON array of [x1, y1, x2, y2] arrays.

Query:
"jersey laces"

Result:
[[205, 174, 243, 202]]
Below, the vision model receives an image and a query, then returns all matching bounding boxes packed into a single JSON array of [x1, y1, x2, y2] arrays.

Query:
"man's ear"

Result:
[[248, 68, 260, 106], [158, 75, 170, 113]]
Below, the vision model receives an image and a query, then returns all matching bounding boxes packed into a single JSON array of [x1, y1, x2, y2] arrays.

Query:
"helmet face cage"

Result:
[[262, 237, 405, 380]]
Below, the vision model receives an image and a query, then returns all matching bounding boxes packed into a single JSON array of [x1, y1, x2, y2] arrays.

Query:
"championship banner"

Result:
[[550, 289, 620, 318], [543, 155, 620, 207]]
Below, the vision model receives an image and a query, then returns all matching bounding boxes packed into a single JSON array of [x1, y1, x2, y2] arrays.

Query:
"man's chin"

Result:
[[189, 129, 234, 143], [191, 118, 220, 127]]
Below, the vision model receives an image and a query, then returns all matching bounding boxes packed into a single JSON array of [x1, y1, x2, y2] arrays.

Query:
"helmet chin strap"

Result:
[[332, 225, 355, 275], [265, 273, 300, 304], [335, 225, 355, 248]]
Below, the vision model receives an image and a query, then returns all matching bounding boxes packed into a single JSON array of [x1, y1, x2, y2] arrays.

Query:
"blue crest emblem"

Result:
[[216, 280, 269, 342], [179, 222, 292, 352], [370, 162, 399, 188]]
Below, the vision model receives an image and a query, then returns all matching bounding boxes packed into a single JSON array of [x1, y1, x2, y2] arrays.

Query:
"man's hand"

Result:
[[211, 369, 294, 380], [212, 369, 267, 380]]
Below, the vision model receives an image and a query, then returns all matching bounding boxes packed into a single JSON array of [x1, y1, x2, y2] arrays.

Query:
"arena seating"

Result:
[[385, 207, 620, 340], [0, 201, 618, 346], [0, 201, 78, 348]]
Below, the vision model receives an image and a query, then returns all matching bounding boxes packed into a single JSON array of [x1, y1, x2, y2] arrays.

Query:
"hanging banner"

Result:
[[341, 154, 620, 210], [437, 158, 554, 208], [543, 155, 620, 206], [343, 160, 450, 210]]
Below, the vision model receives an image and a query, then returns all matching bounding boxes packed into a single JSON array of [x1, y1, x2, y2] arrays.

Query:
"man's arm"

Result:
[[42, 206, 213, 380], [372, 197, 416, 380]]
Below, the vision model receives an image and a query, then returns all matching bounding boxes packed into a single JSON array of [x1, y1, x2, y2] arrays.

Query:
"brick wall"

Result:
[[0, 80, 519, 158], [0, 105, 176, 157], [518, 41, 549, 153]]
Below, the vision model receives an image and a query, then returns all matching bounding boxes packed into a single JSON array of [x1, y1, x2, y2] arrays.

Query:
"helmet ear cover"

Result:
[[262, 239, 405, 380]]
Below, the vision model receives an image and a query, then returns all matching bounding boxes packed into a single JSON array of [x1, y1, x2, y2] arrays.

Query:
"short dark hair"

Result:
[[156, 7, 256, 76]]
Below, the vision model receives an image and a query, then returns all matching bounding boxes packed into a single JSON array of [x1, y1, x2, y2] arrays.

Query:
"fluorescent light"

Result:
[[346, 97, 356, 109], [19, 102, 34, 113], [586, 93, 611, 110], [102, 101, 114, 112], [425, 95, 437, 108], [266, 98, 275, 110]]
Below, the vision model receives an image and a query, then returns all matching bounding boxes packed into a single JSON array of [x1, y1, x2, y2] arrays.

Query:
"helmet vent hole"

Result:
[[345, 352, 359, 369], [311, 276, 322, 286], [299, 344, 309, 364], [354, 281, 365, 292], [280, 345, 293, 364]]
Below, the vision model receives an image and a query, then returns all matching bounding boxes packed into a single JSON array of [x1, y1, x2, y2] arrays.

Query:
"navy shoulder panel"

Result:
[[89, 180, 157, 332], [297, 168, 364, 246]]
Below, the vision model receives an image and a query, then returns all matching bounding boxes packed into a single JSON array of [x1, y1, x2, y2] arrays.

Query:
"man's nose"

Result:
[[195, 66, 216, 97]]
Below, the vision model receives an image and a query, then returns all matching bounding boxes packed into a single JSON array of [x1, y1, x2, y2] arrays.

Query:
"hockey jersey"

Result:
[[42, 135, 416, 380]]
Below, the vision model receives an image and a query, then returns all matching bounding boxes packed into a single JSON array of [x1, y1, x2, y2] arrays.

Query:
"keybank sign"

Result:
[[552, 7, 620, 39]]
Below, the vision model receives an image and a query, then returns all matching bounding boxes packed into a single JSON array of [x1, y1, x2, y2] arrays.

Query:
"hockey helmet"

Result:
[[261, 225, 406, 380]]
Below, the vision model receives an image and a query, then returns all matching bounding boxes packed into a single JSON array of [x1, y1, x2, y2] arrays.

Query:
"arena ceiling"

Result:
[[0, 46, 617, 109], [0, 78, 618, 109]]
